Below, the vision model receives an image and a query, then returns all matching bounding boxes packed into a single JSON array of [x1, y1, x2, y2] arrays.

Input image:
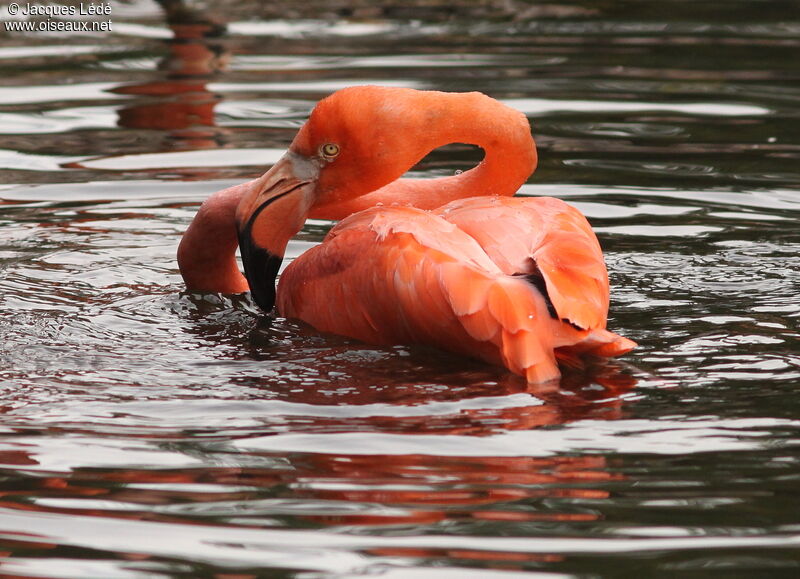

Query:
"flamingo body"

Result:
[[178, 85, 635, 383], [279, 196, 633, 383]]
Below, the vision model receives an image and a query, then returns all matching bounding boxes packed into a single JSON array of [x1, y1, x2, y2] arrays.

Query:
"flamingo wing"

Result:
[[435, 196, 611, 332], [277, 206, 566, 383], [277, 203, 635, 382]]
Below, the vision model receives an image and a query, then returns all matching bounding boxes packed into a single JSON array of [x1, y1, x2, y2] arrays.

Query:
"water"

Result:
[[1, 1, 799, 576]]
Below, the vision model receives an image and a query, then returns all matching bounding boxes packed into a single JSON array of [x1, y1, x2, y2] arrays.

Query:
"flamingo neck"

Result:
[[310, 93, 537, 221], [178, 179, 260, 294]]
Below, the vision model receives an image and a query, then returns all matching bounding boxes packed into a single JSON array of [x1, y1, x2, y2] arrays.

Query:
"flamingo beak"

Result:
[[236, 152, 320, 312]]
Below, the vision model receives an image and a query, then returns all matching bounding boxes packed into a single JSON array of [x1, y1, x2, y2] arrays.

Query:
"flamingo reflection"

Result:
[[112, 1, 229, 162]]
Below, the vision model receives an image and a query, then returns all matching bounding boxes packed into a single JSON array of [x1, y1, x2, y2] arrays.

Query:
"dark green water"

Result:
[[1, 1, 799, 577]]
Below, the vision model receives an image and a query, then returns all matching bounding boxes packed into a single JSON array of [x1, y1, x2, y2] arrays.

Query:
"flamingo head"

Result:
[[234, 86, 451, 311], [234, 85, 531, 311]]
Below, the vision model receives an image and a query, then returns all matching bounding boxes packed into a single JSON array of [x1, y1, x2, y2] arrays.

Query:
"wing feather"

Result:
[[436, 196, 609, 330], [277, 203, 633, 384]]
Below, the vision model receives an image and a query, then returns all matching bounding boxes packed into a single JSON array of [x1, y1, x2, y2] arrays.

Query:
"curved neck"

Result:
[[178, 179, 259, 294], [310, 92, 537, 221], [179, 90, 538, 296]]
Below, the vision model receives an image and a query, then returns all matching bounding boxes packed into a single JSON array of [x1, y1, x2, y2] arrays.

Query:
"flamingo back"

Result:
[[277, 199, 634, 383], [435, 196, 610, 331]]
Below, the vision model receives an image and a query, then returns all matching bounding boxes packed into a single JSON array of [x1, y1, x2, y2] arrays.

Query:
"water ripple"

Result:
[[1, 3, 799, 576]]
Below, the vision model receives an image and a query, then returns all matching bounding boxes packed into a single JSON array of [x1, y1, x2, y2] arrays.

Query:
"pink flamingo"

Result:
[[178, 86, 635, 383]]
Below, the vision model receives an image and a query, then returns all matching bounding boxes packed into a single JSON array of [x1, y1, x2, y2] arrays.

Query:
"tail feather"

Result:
[[501, 329, 561, 383], [557, 328, 637, 358], [585, 330, 637, 357], [440, 266, 561, 382], [439, 264, 636, 383]]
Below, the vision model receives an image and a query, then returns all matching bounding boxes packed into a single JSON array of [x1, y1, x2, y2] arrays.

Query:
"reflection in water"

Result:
[[0, 447, 616, 573], [1, 0, 799, 576], [113, 1, 229, 154], [0, 325, 635, 562]]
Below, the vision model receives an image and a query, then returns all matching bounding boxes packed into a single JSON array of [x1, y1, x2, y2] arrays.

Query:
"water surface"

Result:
[[1, 1, 799, 577]]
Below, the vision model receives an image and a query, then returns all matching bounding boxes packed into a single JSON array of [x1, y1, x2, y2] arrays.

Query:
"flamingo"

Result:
[[178, 86, 635, 383]]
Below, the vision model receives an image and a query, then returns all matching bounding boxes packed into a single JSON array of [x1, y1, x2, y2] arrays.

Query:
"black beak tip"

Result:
[[238, 232, 283, 313]]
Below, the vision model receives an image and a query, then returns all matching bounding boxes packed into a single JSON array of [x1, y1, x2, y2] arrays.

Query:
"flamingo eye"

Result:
[[320, 143, 340, 159]]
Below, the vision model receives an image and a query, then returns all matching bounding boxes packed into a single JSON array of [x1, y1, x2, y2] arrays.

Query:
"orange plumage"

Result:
[[178, 85, 635, 383]]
